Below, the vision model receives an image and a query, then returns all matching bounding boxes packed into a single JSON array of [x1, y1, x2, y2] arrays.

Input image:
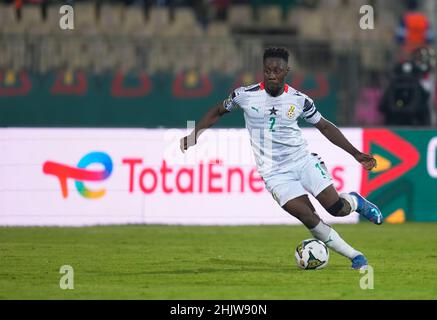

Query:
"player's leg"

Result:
[[315, 184, 352, 217], [298, 154, 371, 269], [264, 176, 318, 227], [265, 173, 367, 269], [281, 195, 366, 269], [303, 153, 383, 225], [317, 184, 383, 224], [281, 195, 321, 229], [300, 153, 354, 217], [346, 191, 383, 225]]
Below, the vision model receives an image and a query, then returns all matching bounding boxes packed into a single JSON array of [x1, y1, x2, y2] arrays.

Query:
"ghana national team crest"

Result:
[[287, 105, 296, 118]]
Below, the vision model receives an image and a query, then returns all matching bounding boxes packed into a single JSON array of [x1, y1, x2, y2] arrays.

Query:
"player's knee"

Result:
[[326, 198, 349, 217]]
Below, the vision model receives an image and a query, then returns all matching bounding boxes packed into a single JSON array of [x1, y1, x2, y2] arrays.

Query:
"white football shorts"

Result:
[[262, 152, 334, 207]]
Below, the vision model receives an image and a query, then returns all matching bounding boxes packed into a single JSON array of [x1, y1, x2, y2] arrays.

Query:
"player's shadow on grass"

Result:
[[140, 258, 345, 275]]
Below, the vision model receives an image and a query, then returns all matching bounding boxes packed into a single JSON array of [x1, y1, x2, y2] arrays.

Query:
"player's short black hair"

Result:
[[263, 47, 290, 63]]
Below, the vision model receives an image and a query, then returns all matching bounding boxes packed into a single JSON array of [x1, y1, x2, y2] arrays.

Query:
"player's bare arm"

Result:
[[314, 117, 376, 171], [180, 103, 229, 152]]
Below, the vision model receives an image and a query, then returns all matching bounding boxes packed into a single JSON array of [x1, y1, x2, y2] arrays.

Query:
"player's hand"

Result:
[[180, 134, 196, 153], [354, 152, 377, 171]]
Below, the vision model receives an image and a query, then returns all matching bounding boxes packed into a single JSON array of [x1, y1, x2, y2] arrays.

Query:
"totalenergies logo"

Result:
[[43, 152, 113, 199]]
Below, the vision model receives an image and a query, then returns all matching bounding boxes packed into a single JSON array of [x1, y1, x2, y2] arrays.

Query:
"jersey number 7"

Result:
[[269, 117, 276, 132]]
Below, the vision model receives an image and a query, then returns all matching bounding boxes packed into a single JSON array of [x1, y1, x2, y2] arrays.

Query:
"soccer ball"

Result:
[[295, 238, 329, 270]]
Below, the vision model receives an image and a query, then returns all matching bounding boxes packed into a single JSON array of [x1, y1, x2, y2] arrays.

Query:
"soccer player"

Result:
[[180, 47, 383, 270]]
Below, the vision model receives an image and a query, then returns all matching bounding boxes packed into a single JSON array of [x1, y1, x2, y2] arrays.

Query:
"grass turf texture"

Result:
[[1, 223, 437, 299]]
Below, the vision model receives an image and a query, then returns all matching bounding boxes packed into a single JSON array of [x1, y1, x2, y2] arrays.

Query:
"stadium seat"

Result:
[[0, 3, 24, 35], [356, 7, 396, 46], [358, 15, 393, 73], [317, 2, 357, 51], [0, 4, 26, 71], [258, 5, 282, 28], [173, 47, 198, 73], [3, 37, 27, 71], [145, 6, 170, 36], [163, 7, 203, 37], [20, 5, 48, 34], [198, 43, 214, 73], [173, 7, 197, 26], [121, 6, 150, 37], [287, 7, 326, 41], [222, 43, 241, 75], [360, 46, 389, 72], [228, 5, 253, 29], [318, 0, 341, 10], [0, 3, 17, 25], [98, 4, 123, 36], [206, 39, 241, 75], [58, 36, 87, 70], [206, 22, 230, 37], [146, 39, 174, 74], [74, 2, 98, 35], [88, 39, 114, 74], [37, 37, 60, 73], [113, 45, 138, 73], [45, 5, 62, 34]]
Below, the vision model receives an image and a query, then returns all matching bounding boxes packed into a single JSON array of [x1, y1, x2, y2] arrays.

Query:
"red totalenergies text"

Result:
[[122, 158, 346, 194]]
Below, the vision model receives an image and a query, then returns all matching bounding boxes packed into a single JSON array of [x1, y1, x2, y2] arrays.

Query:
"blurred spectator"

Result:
[[411, 46, 437, 125], [396, 0, 434, 59], [211, 0, 230, 21], [191, 0, 209, 29], [379, 48, 433, 126], [14, 0, 45, 20]]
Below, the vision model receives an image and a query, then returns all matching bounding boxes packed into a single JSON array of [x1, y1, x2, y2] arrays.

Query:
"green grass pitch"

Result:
[[1, 223, 437, 299]]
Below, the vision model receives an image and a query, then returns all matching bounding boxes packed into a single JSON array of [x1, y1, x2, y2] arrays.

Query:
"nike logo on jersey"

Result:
[[251, 106, 259, 113]]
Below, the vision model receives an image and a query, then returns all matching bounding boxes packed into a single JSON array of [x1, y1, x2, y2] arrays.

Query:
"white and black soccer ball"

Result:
[[295, 238, 329, 270]]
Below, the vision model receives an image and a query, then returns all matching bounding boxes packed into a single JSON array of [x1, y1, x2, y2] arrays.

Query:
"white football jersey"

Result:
[[223, 82, 322, 178]]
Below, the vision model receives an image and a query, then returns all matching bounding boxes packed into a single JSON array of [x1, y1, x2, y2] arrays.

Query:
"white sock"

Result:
[[340, 193, 358, 212], [310, 221, 362, 260]]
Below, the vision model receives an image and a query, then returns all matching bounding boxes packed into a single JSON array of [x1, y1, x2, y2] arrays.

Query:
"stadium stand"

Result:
[[0, 0, 436, 126]]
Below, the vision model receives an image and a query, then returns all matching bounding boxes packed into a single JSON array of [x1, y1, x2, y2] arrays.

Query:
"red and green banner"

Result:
[[361, 129, 437, 223], [0, 70, 338, 128]]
